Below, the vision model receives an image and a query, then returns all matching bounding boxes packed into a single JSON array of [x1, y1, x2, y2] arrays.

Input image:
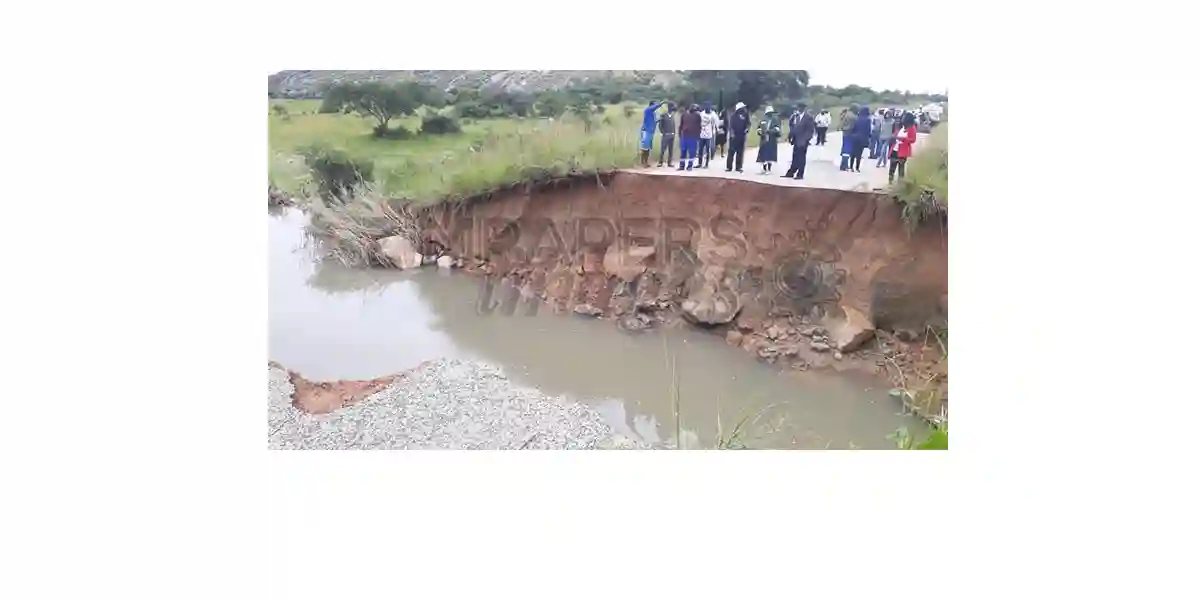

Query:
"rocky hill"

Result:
[[267, 70, 685, 99]]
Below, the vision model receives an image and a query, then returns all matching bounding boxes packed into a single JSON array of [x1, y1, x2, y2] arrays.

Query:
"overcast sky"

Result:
[[266, 69, 947, 95], [804, 62, 948, 94]]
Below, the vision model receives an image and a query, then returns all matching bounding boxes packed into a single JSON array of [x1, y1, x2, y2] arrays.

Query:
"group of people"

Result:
[[837, 105, 919, 182], [638, 100, 920, 184]]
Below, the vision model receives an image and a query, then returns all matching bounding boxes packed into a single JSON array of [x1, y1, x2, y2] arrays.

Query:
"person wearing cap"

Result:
[[677, 103, 703, 171], [755, 105, 782, 174], [724, 102, 752, 173], [698, 102, 718, 168]]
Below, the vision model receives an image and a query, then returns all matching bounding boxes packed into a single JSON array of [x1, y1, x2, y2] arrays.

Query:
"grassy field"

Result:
[[269, 100, 642, 204]]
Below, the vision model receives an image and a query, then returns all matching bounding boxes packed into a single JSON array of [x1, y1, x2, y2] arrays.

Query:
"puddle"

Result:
[[269, 208, 926, 448]]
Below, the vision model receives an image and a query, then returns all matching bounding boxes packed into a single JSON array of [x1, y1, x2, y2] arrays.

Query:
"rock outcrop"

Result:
[[378, 235, 423, 270]]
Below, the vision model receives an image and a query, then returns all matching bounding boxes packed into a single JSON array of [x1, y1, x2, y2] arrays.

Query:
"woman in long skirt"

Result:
[[755, 106, 782, 173]]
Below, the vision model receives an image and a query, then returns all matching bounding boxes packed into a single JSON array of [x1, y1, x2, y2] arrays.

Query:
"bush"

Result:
[[372, 125, 415, 140], [891, 123, 948, 230], [301, 146, 375, 202], [420, 114, 461, 135], [271, 104, 288, 117]]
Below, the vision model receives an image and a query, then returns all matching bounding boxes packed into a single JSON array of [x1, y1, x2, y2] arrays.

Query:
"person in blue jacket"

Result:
[[639, 100, 665, 166], [849, 106, 873, 173]]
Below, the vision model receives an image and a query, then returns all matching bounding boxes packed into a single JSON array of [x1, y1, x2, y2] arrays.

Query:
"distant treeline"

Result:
[[311, 71, 947, 123]]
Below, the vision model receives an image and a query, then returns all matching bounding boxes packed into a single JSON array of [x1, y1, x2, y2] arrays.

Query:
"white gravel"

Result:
[[268, 358, 650, 450]]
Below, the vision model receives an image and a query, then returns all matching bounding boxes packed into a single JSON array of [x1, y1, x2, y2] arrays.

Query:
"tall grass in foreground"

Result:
[[891, 123, 948, 230]]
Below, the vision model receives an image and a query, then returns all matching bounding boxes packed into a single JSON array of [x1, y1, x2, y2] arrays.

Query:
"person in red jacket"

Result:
[[888, 112, 919, 184]]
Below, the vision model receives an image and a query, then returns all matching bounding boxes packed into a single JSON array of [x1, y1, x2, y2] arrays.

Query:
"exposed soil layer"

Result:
[[270, 360, 399, 414], [414, 173, 949, 420]]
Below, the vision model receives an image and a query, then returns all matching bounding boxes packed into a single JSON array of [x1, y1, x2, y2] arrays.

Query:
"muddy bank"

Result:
[[411, 173, 948, 420]]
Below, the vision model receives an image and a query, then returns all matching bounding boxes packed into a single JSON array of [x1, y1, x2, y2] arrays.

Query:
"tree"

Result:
[[684, 71, 809, 112], [322, 81, 432, 136], [536, 91, 569, 118], [567, 97, 603, 131]]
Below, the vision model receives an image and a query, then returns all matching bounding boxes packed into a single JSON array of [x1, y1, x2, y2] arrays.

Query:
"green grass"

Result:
[[269, 99, 641, 204], [890, 122, 948, 229]]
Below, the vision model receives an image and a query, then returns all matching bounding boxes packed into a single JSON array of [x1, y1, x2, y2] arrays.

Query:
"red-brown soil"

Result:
[[270, 361, 398, 414], [414, 173, 948, 419]]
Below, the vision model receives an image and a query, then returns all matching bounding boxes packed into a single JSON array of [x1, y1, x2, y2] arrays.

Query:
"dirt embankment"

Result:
[[413, 173, 948, 419]]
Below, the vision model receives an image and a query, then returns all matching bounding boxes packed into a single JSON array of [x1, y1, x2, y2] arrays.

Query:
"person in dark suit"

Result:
[[783, 105, 817, 179]]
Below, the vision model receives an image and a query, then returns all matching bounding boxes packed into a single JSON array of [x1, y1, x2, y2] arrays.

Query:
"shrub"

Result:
[[420, 114, 461, 135], [372, 125, 415, 140], [271, 104, 288, 117], [301, 146, 375, 202]]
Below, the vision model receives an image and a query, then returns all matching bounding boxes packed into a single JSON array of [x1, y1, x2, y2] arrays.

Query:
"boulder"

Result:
[[603, 244, 656, 281], [618, 313, 654, 332], [680, 265, 742, 326], [825, 306, 876, 353], [869, 280, 947, 332], [436, 255, 454, 269], [378, 235, 423, 270]]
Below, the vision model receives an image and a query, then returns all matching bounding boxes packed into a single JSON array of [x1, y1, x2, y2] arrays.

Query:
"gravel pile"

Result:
[[268, 359, 651, 450]]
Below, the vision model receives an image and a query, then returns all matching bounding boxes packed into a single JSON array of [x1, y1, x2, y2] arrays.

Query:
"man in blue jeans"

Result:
[[868, 108, 884, 159], [639, 100, 665, 166]]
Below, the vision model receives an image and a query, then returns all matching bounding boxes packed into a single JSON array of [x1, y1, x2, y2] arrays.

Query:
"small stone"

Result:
[[726, 330, 744, 346], [436, 255, 454, 269], [573, 303, 602, 317], [833, 351, 844, 361], [810, 341, 831, 353], [895, 329, 918, 342]]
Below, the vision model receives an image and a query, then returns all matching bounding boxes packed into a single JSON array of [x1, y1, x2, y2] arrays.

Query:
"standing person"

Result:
[[639, 100, 665, 167], [656, 103, 677, 167], [698, 102, 717, 168], [868, 108, 884, 160], [783, 105, 816, 179], [755, 105, 782, 173], [876, 109, 897, 168], [677, 104, 703, 171], [725, 102, 751, 173], [888, 111, 919, 184], [715, 107, 728, 157], [850, 106, 872, 172], [814, 110, 831, 145], [787, 106, 801, 145], [838, 103, 859, 171]]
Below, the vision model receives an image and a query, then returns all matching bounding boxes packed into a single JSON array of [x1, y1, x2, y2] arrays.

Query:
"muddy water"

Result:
[[269, 208, 926, 449]]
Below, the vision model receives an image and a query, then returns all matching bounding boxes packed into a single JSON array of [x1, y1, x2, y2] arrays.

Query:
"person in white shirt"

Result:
[[814, 110, 832, 145], [697, 102, 718, 168]]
